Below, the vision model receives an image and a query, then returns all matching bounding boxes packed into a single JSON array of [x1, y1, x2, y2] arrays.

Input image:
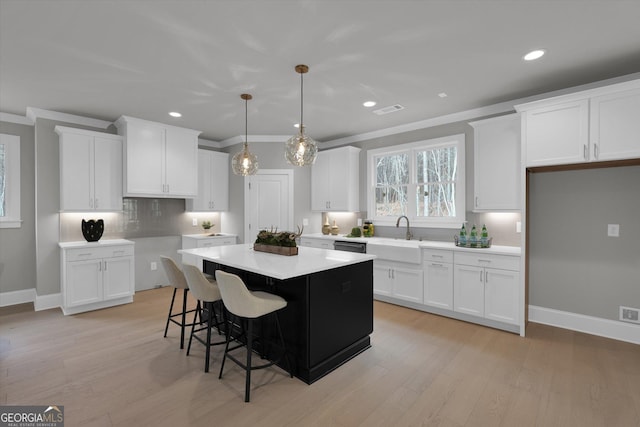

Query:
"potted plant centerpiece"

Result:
[[253, 226, 303, 256]]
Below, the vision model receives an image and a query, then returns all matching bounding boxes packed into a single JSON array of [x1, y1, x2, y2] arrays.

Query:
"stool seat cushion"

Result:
[[183, 264, 222, 303], [215, 270, 287, 319]]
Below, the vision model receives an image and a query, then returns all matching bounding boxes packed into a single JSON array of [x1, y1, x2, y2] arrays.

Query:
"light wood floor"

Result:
[[1, 288, 639, 427]]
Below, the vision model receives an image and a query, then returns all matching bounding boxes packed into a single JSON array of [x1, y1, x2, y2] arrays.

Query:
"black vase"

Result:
[[81, 219, 104, 242]]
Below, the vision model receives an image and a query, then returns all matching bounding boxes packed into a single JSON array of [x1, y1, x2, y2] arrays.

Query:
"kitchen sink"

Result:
[[366, 239, 422, 264]]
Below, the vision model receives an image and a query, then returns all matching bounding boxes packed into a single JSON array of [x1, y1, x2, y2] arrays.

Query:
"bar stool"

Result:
[[160, 256, 199, 349], [215, 270, 292, 402], [183, 264, 226, 373]]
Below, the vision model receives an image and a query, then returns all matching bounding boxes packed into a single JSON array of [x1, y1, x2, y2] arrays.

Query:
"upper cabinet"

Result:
[[114, 116, 200, 198], [56, 126, 123, 212], [185, 149, 229, 211], [516, 80, 640, 167], [470, 114, 521, 211], [311, 146, 361, 212]]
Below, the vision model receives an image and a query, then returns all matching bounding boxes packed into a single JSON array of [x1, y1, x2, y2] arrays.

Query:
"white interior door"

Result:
[[244, 170, 293, 243]]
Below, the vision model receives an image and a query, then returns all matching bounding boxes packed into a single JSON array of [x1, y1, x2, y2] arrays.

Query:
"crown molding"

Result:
[[219, 134, 290, 147], [26, 107, 112, 129], [0, 112, 34, 126], [198, 138, 222, 149]]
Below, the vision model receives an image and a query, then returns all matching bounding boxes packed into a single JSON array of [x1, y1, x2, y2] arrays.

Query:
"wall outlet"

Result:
[[192, 218, 198, 226], [357, 218, 363, 226], [150, 262, 157, 271], [607, 224, 620, 237], [303, 218, 309, 226], [516, 221, 521, 233], [620, 306, 640, 324]]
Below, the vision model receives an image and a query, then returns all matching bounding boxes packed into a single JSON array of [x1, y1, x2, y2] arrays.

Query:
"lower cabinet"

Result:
[[453, 252, 520, 325], [373, 260, 423, 304], [60, 241, 135, 315], [423, 249, 454, 310]]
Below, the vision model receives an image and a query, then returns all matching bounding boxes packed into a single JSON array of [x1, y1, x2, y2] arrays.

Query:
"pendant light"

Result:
[[232, 93, 259, 176], [285, 64, 318, 166]]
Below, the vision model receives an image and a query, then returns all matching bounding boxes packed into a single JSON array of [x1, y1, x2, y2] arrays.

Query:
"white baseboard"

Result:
[[529, 305, 639, 345], [0, 288, 36, 307], [34, 293, 62, 311]]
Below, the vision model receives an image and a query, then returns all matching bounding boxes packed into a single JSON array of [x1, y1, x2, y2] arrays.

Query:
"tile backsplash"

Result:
[[59, 198, 221, 242]]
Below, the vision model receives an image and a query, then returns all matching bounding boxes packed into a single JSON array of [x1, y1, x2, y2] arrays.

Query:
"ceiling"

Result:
[[2, 0, 640, 144]]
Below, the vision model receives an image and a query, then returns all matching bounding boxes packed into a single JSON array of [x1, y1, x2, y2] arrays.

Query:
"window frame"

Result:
[[0, 133, 21, 229], [367, 134, 465, 228]]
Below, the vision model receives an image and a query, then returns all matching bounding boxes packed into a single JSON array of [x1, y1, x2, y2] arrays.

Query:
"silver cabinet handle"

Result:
[[431, 263, 443, 267], [475, 196, 479, 208], [103, 261, 107, 271], [480, 270, 483, 282], [583, 144, 587, 160], [485, 271, 488, 283], [95, 198, 98, 209], [594, 143, 599, 159]]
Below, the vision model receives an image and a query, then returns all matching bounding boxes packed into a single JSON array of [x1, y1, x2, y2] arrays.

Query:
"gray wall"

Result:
[[529, 165, 640, 321], [0, 121, 36, 293]]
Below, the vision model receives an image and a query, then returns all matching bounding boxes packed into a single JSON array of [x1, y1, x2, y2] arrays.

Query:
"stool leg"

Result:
[[204, 301, 213, 373], [180, 289, 188, 349], [245, 318, 253, 402], [187, 300, 201, 356], [219, 310, 232, 379], [164, 288, 177, 338]]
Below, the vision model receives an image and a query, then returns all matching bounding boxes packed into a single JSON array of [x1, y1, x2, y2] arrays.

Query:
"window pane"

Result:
[[417, 147, 457, 183], [0, 143, 5, 217], [375, 153, 409, 186], [375, 186, 407, 216], [416, 183, 456, 217]]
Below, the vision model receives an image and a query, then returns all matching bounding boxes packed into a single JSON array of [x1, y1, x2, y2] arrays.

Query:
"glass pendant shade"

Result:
[[285, 64, 317, 166], [232, 144, 259, 176], [285, 126, 317, 166], [232, 93, 258, 176]]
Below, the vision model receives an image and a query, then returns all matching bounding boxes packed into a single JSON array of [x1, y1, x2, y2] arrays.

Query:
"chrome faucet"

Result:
[[396, 215, 412, 240]]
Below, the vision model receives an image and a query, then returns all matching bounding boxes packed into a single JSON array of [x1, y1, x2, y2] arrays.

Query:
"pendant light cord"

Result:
[[300, 72, 304, 131], [245, 96, 248, 149]]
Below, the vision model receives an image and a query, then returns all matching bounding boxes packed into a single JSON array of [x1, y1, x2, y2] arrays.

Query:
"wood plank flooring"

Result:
[[1, 287, 639, 426]]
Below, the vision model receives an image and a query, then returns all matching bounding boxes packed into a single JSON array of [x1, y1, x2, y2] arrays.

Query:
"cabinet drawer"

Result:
[[423, 249, 453, 263], [454, 252, 519, 271], [197, 238, 235, 248], [66, 245, 134, 261]]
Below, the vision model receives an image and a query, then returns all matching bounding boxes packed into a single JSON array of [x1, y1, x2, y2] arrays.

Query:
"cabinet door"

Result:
[[424, 261, 453, 310], [191, 150, 212, 211], [326, 150, 350, 210], [590, 88, 640, 161], [60, 132, 93, 210], [66, 260, 102, 307], [93, 137, 122, 211], [484, 268, 519, 324], [125, 122, 164, 195], [524, 99, 589, 167], [473, 114, 520, 211], [373, 262, 393, 297], [103, 256, 134, 300], [392, 266, 423, 304], [209, 151, 229, 210], [311, 151, 331, 211], [164, 127, 198, 197], [453, 264, 484, 316]]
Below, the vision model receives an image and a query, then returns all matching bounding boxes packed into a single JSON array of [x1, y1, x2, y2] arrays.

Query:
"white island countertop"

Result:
[[179, 243, 376, 281]]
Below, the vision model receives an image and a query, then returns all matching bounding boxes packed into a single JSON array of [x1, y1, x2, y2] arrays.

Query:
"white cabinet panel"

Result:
[[66, 259, 102, 307], [186, 150, 229, 211], [373, 259, 423, 303], [471, 114, 521, 211], [590, 88, 640, 161], [484, 268, 519, 324], [164, 126, 199, 197], [453, 264, 485, 316], [57, 126, 122, 211], [424, 259, 453, 310], [372, 262, 393, 297], [311, 146, 360, 212], [103, 256, 135, 300]]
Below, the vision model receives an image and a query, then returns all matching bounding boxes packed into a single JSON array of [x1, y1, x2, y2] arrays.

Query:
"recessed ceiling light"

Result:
[[363, 101, 377, 108], [438, 92, 448, 98], [169, 111, 182, 118], [523, 49, 546, 61]]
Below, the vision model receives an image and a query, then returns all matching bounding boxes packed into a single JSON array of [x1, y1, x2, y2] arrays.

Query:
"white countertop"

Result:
[[182, 233, 238, 239], [179, 243, 376, 280], [59, 239, 134, 249], [301, 233, 521, 256]]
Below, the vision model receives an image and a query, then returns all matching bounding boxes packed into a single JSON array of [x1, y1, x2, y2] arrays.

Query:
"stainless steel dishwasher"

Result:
[[333, 240, 367, 253]]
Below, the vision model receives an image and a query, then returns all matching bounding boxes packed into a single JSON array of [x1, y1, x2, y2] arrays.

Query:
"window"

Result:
[[0, 133, 21, 228], [368, 134, 465, 228]]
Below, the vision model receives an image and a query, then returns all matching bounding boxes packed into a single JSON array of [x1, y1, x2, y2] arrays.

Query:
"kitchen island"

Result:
[[178, 244, 376, 384]]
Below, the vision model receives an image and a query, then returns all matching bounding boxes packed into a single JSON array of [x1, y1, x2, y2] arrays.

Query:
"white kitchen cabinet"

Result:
[[115, 116, 200, 198], [311, 146, 360, 212], [453, 252, 519, 324], [373, 259, 423, 304], [517, 79, 640, 167], [59, 240, 135, 315], [56, 126, 122, 211], [186, 150, 229, 211], [181, 234, 237, 268], [299, 237, 334, 250], [423, 249, 454, 310], [469, 114, 520, 211]]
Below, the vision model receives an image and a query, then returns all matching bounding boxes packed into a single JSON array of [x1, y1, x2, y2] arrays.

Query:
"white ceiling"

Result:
[[1, 0, 640, 143]]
